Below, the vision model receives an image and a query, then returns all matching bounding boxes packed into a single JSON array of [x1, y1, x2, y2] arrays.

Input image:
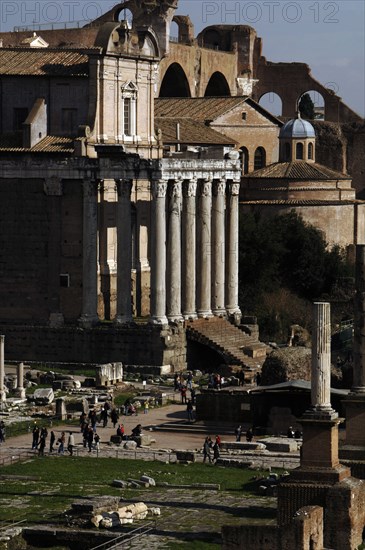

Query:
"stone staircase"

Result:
[[186, 317, 267, 381]]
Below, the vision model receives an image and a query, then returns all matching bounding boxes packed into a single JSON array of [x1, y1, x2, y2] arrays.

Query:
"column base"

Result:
[[114, 315, 133, 325], [78, 314, 99, 328], [149, 316, 169, 326], [167, 314, 184, 323], [226, 307, 242, 325], [183, 312, 198, 321], [213, 308, 227, 318], [14, 388, 26, 399], [197, 310, 213, 319]]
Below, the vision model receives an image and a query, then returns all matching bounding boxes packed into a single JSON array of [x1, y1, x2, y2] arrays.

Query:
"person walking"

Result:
[[67, 432, 75, 456], [49, 430, 56, 452], [235, 425, 242, 442], [144, 401, 149, 414], [203, 437, 212, 463], [187, 399, 194, 422], [58, 431, 65, 454], [213, 439, 220, 462], [111, 408, 119, 428]]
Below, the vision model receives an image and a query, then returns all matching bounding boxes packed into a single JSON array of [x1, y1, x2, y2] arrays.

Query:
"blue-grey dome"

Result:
[[279, 117, 316, 139]]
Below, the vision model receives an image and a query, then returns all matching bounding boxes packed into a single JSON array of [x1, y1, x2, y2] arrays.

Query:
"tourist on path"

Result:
[[203, 436, 212, 463], [180, 385, 187, 404], [187, 399, 194, 422], [87, 427, 94, 452], [246, 427, 253, 442], [32, 424, 40, 449], [49, 430, 56, 452], [67, 432, 75, 456], [235, 425, 242, 442], [58, 431, 65, 454], [111, 408, 119, 428], [213, 439, 220, 462]]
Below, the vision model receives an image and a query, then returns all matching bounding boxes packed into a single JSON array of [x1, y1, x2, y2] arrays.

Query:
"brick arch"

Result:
[[297, 90, 325, 119], [159, 62, 192, 98], [205, 72, 231, 97], [258, 91, 283, 116], [255, 60, 362, 123]]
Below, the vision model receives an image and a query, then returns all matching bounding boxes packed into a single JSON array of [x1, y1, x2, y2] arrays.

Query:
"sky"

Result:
[[0, 0, 364, 116]]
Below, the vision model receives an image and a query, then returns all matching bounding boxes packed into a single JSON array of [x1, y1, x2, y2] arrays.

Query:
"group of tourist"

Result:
[[235, 425, 253, 442], [202, 435, 221, 463]]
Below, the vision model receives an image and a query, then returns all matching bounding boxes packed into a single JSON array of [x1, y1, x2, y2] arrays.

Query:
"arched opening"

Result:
[[259, 92, 283, 116], [296, 142, 304, 160], [117, 7, 133, 28], [298, 90, 325, 120], [159, 63, 191, 98], [254, 147, 266, 170], [308, 142, 314, 160], [170, 20, 179, 42], [284, 142, 291, 161], [205, 72, 231, 97], [240, 146, 249, 174], [202, 29, 221, 50]]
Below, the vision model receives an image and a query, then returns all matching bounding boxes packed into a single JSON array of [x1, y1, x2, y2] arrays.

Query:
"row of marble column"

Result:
[[78, 176, 241, 327], [150, 177, 241, 324]]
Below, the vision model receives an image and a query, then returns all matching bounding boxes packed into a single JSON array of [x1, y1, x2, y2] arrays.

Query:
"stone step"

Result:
[[148, 420, 239, 436]]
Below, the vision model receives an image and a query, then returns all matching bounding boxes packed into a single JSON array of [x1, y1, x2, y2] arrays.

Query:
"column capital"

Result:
[[82, 177, 98, 197], [116, 179, 133, 198], [213, 178, 226, 196], [152, 179, 168, 199], [200, 178, 212, 197], [184, 177, 198, 198], [228, 182, 240, 196], [169, 178, 182, 199]]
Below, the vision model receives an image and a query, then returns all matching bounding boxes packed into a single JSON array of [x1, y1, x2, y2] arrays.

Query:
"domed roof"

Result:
[[279, 115, 315, 139]]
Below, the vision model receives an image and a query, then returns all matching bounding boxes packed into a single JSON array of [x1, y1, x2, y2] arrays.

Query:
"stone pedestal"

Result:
[[56, 398, 67, 421]]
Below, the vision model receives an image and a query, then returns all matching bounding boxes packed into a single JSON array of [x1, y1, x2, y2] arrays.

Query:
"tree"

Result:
[[238, 211, 354, 340], [298, 93, 315, 119]]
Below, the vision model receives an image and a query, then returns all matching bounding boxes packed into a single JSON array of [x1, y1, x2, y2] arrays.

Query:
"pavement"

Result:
[[0, 401, 239, 463]]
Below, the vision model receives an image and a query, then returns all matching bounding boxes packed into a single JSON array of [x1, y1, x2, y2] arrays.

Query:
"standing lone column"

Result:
[[79, 178, 99, 328], [197, 178, 213, 318], [212, 178, 226, 316], [182, 178, 197, 319], [311, 302, 333, 413], [0, 335, 6, 404], [150, 179, 168, 325], [225, 182, 241, 321], [167, 179, 183, 322], [115, 179, 133, 324], [16, 362, 26, 399]]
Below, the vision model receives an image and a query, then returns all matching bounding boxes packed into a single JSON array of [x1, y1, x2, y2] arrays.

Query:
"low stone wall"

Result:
[[0, 324, 187, 371], [196, 390, 252, 423]]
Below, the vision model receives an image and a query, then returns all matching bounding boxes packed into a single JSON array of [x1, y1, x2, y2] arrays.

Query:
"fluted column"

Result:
[[353, 245, 365, 392], [197, 178, 213, 318], [0, 335, 5, 403], [150, 179, 168, 325], [167, 179, 183, 322], [226, 182, 241, 320], [182, 178, 197, 319], [212, 178, 226, 316], [79, 178, 99, 328], [115, 179, 133, 324], [311, 302, 333, 413]]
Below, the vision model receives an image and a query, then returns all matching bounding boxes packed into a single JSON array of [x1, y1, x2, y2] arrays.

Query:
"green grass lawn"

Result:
[[0, 457, 272, 523]]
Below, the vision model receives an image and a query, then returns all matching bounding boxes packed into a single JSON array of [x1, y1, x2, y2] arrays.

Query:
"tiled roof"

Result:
[[0, 48, 89, 76], [155, 97, 247, 120], [244, 161, 350, 180], [155, 96, 282, 125], [0, 134, 74, 153], [155, 117, 236, 145], [0, 28, 100, 49]]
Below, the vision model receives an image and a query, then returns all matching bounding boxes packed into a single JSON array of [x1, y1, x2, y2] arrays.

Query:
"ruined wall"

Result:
[[240, 203, 358, 249], [325, 477, 365, 550], [222, 524, 279, 550], [196, 390, 252, 423], [0, 76, 88, 135], [0, 324, 187, 370]]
